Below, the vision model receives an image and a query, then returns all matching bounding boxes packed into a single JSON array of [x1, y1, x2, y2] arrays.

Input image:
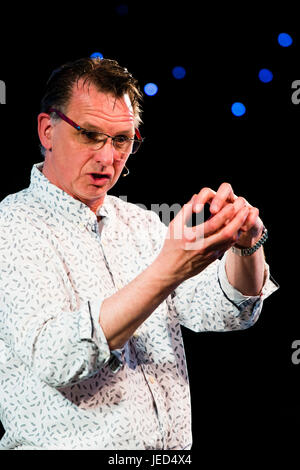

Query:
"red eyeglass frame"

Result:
[[48, 107, 143, 141]]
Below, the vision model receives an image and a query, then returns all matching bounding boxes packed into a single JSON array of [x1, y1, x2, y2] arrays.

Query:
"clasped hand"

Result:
[[158, 182, 264, 283]]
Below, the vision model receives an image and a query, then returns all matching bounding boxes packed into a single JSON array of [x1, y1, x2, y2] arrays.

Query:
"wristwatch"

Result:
[[231, 226, 268, 256]]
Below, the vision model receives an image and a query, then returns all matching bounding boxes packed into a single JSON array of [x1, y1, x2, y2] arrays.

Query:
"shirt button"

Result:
[[148, 376, 155, 384]]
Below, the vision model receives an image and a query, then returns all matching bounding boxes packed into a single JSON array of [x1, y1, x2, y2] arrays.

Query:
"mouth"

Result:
[[89, 173, 111, 184]]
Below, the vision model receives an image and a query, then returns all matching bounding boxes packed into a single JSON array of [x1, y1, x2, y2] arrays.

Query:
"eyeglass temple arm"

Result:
[[48, 107, 82, 130], [135, 128, 142, 140]]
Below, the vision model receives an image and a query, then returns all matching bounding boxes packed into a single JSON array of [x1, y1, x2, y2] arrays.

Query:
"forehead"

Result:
[[66, 79, 135, 127]]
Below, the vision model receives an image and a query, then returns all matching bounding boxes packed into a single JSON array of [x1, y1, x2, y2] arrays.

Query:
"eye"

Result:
[[114, 135, 130, 144], [81, 130, 105, 143]]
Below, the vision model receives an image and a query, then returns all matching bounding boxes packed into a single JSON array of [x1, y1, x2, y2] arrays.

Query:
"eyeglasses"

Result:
[[48, 107, 144, 160]]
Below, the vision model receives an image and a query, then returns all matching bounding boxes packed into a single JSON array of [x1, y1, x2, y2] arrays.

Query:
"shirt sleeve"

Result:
[[217, 250, 279, 308], [144, 208, 279, 333], [0, 223, 112, 388], [168, 253, 279, 333]]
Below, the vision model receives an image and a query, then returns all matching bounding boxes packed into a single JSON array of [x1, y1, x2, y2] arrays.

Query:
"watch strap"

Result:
[[231, 226, 268, 256]]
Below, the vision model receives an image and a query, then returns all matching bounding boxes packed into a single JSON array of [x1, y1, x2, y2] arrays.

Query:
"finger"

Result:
[[216, 206, 250, 245], [210, 182, 236, 214], [189, 197, 246, 242], [188, 206, 250, 251], [193, 197, 248, 240], [239, 207, 259, 232], [232, 196, 249, 213], [195, 203, 236, 238], [171, 196, 199, 241], [193, 187, 216, 212]]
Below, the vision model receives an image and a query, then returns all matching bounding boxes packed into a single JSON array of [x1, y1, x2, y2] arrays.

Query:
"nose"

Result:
[[92, 138, 115, 166]]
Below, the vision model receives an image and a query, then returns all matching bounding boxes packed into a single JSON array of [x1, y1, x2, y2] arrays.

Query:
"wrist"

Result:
[[151, 256, 182, 291], [234, 225, 264, 249], [232, 226, 268, 257]]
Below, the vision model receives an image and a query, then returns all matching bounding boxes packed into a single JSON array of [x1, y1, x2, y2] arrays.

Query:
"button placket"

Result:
[[101, 227, 126, 292], [98, 225, 121, 292]]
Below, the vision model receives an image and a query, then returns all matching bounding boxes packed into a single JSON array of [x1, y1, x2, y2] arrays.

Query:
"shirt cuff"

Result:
[[218, 251, 279, 308], [79, 299, 111, 367], [84, 299, 124, 374]]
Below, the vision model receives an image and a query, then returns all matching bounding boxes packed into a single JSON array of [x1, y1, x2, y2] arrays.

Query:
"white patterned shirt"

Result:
[[0, 162, 278, 450]]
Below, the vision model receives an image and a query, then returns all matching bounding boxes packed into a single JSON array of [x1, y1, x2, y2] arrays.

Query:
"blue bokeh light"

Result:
[[90, 52, 104, 59], [172, 66, 186, 79], [258, 68, 273, 83], [144, 83, 158, 96], [278, 33, 293, 47], [231, 102, 246, 117]]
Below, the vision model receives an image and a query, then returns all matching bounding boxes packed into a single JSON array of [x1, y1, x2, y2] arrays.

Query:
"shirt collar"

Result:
[[29, 162, 114, 228]]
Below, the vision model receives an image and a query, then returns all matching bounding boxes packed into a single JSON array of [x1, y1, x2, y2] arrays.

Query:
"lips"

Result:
[[88, 173, 112, 185], [89, 173, 111, 178]]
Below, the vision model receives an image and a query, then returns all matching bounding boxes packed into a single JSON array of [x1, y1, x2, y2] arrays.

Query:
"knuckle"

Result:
[[183, 226, 196, 242], [238, 196, 247, 205], [199, 187, 211, 197], [235, 196, 246, 207], [220, 181, 232, 190]]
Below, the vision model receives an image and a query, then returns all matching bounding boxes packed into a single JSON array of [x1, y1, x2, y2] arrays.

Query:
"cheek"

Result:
[[53, 127, 79, 156], [114, 161, 124, 174], [54, 152, 84, 187]]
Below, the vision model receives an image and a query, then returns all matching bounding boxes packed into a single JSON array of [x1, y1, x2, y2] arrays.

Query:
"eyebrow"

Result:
[[81, 122, 103, 131], [80, 122, 133, 136]]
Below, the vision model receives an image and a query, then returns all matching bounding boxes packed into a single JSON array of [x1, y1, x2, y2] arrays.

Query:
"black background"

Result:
[[0, 2, 296, 459]]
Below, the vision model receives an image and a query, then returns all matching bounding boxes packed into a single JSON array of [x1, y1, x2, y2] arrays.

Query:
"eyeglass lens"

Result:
[[77, 131, 141, 157]]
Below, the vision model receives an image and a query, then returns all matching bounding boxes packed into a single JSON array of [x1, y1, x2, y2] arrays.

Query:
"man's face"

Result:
[[41, 81, 136, 214]]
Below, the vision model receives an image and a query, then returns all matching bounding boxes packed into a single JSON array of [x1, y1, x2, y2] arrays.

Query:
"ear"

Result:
[[37, 113, 54, 152]]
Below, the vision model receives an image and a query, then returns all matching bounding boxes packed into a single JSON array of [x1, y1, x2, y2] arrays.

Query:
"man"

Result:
[[0, 57, 278, 450]]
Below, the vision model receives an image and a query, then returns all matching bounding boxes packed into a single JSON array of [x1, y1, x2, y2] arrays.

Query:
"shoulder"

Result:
[[0, 189, 44, 247], [0, 189, 32, 226]]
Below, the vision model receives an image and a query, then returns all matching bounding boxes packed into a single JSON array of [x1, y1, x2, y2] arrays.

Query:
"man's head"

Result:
[[38, 57, 143, 214]]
